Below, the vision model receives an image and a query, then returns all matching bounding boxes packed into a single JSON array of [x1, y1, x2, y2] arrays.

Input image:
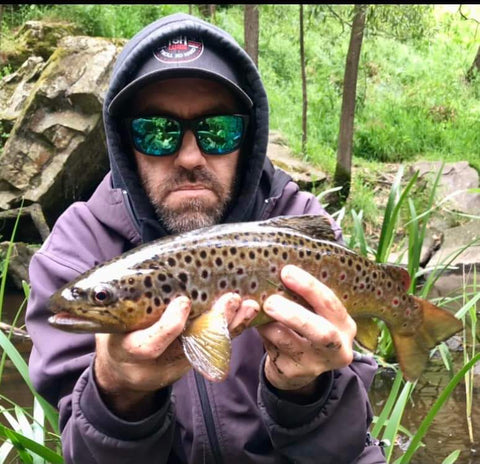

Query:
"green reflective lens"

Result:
[[129, 114, 248, 157], [197, 115, 245, 154], [131, 117, 181, 156]]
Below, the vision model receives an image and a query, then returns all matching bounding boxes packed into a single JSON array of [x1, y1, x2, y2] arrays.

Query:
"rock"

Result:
[[429, 220, 480, 268], [410, 161, 480, 215], [267, 130, 327, 191], [425, 220, 480, 308], [4, 20, 80, 70], [0, 241, 38, 289], [0, 56, 46, 133], [0, 35, 124, 228]]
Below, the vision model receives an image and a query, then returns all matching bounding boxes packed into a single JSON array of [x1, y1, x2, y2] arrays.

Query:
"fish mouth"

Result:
[[48, 312, 109, 333]]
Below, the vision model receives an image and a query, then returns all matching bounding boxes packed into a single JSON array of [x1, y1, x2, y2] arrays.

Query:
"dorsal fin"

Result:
[[383, 264, 411, 291], [261, 214, 336, 241]]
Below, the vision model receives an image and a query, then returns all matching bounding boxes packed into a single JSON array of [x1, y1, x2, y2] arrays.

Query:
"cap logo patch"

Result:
[[154, 36, 204, 64]]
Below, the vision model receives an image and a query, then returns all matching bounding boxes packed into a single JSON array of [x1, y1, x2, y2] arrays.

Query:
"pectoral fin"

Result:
[[181, 307, 231, 382]]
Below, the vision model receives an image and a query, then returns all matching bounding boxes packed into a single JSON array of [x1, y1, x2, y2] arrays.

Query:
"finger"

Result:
[[263, 294, 344, 348], [215, 292, 242, 325], [280, 265, 348, 321], [229, 298, 260, 336], [121, 296, 192, 359], [257, 322, 305, 358]]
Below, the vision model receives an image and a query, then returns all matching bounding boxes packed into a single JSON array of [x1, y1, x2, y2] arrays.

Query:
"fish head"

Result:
[[48, 270, 165, 333]]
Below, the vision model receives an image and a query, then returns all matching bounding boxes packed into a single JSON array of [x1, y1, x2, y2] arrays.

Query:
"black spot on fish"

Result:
[[167, 257, 176, 267], [154, 297, 161, 307], [201, 292, 208, 302], [158, 274, 167, 282], [240, 252, 246, 259], [164, 298, 170, 305], [128, 278, 134, 285], [210, 249, 217, 256], [222, 249, 228, 257], [184, 255, 193, 264], [299, 250, 304, 258], [162, 284, 172, 294], [249, 251, 255, 260], [356, 264, 362, 272], [316, 252, 322, 261], [230, 247, 237, 255], [146, 306, 153, 314], [178, 272, 188, 283], [237, 268, 244, 275], [144, 276, 153, 288], [191, 289, 199, 300], [219, 280, 227, 289], [201, 270, 209, 279], [348, 259, 353, 267], [250, 281, 258, 291], [215, 257, 223, 267], [264, 249, 270, 258], [145, 291, 152, 298], [128, 307, 134, 313], [273, 247, 279, 255], [282, 252, 288, 261], [200, 250, 207, 259], [228, 262, 234, 270]]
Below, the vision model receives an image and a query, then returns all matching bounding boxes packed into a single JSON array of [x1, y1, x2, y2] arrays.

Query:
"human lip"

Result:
[[172, 184, 211, 192]]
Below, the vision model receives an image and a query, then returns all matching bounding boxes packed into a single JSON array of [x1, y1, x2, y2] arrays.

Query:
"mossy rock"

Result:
[[3, 20, 80, 70]]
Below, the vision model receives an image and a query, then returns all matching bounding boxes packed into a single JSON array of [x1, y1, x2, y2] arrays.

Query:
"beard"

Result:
[[141, 166, 234, 234]]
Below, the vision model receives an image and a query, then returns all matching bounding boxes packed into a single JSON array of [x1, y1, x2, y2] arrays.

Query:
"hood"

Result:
[[103, 13, 273, 242]]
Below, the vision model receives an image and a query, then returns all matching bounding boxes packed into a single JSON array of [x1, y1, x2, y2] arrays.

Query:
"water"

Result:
[[1, 290, 479, 463], [370, 357, 480, 464]]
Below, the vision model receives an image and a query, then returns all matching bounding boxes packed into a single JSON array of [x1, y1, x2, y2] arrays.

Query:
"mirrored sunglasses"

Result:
[[128, 114, 249, 157]]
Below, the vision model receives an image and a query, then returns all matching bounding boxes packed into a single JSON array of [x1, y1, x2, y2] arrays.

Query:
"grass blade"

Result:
[[0, 424, 63, 464], [0, 331, 59, 433], [399, 352, 480, 463]]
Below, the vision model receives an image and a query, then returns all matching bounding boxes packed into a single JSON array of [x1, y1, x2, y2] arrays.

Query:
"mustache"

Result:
[[166, 167, 224, 193]]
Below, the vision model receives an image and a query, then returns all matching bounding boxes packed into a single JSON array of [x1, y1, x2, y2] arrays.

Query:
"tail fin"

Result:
[[392, 296, 462, 381]]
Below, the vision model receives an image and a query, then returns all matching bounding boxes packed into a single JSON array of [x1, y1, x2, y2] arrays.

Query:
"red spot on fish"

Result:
[[321, 270, 328, 280], [376, 289, 383, 298], [343, 293, 349, 300], [339, 272, 346, 281], [405, 308, 411, 317], [392, 297, 400, 307]]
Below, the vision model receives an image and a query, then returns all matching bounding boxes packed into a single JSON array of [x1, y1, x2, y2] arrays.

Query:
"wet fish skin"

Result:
[[48, 215, 462, 382]]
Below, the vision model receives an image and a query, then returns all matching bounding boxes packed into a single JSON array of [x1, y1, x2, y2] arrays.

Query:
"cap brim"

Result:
[[108, 68, 253, 116]]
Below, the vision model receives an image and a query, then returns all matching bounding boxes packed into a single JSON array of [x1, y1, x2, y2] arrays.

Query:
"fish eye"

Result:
[[92, 285, 115, 305]]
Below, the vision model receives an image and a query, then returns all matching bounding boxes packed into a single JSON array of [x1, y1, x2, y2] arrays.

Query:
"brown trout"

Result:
[[48, 214, 462, 382]]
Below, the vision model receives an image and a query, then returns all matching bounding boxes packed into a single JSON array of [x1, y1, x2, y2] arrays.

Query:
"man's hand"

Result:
[[94, 293, 258, 420], [257, 265, 357, 396]]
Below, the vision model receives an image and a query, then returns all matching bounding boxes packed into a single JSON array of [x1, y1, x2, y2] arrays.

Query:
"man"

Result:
[[26, 12, 386, 464]]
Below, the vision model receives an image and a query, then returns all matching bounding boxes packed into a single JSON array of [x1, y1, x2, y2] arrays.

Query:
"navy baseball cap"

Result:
[[108, 35, 253, 116]]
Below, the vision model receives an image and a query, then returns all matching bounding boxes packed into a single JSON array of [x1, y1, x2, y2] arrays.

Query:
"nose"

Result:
[[174, 130, 206, 170]]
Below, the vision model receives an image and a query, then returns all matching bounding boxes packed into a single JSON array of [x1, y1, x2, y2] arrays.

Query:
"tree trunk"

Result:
[[198, 5, 216, 20], [467, 45, 480, 82], [300, 5, 307, 155], [244, 5, 259, 66], [333, 4, 368, 204]]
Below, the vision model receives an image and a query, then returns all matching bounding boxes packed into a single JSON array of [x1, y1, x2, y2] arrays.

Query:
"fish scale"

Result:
[[48, 214, 462, 382]]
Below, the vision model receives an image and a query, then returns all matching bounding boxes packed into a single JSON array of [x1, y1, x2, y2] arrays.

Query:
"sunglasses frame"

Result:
[[127, 113, 250, 157]]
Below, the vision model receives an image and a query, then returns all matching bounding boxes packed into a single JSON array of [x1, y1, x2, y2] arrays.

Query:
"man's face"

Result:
[[130, 78, 242, 233]]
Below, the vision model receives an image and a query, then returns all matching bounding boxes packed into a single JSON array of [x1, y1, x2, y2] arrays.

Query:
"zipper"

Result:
[[194, 371, 223, 464]]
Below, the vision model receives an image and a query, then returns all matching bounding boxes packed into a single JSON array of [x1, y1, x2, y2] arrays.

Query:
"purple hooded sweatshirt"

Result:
[[25, 12, 386, 464]]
